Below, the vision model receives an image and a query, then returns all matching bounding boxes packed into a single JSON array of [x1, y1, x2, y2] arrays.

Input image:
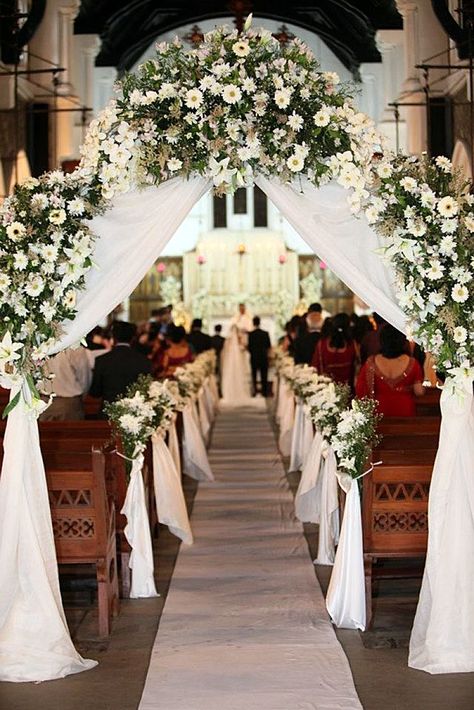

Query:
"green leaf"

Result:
[[3, 391, 21, 418]]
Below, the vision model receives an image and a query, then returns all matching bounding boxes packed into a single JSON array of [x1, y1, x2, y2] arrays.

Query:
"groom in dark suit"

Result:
[[248, 316, 271, 397]]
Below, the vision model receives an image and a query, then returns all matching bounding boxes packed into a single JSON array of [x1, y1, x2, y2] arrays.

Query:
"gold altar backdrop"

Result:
[[183, 230, 299, 315]]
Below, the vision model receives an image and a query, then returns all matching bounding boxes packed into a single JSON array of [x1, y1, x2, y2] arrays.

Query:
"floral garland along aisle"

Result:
[[0, 18, 472, 405]]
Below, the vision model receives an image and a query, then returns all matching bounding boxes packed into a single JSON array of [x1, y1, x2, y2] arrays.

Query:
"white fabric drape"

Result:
[[182, 403, 214, 482], [151, 433, 193, 546], [0, 177, 209, 681], [278, 383, 295, 457], [315, 448, 340, 566], [295, 434, 339, 566], [221, 328, 252, 403], [409, 377, 474, 674], [326, 478, 366, 632], [257, 176, 406, 333], [168, 417, 181, 478], [197, 388, 211, 445], [0, 392, 97, 681], [121, 453, 159, 599], [289, 401, 314, 472]]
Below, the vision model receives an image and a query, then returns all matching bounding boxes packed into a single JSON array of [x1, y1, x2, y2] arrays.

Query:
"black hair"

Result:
[[253, 316, 261, 327], [373, 312, 386, 326], [320, 317, 332, 339], [168, 324, 186, 344], [192, 318, 202, 330], [214, 324, 222, 333], [352, 314, 374, 344], [308, 302, 322, 313], [328, 313, 352, 349], [380, 324, 407, 359], [112, 321, 136, 344]]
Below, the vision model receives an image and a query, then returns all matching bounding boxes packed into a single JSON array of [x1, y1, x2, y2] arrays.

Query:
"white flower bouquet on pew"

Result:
[[331, 398, 381, 481], [106, 374, 176, 474], [308, 380, 350, 440]]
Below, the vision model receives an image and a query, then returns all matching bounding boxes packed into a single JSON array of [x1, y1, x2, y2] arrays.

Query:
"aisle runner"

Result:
[[139, 401, 361, 710]]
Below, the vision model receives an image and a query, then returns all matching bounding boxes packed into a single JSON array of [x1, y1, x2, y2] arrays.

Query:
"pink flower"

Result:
[[319, 260, 327, 270], [156, 262, 166, 273], [197, 254, 206, 265], [278, 254, 287, 264]]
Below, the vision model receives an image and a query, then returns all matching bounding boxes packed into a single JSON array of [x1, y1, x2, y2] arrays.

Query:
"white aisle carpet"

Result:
[[139, 401, 362, 710]]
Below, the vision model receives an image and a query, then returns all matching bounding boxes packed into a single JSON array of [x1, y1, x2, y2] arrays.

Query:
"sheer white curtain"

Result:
[[258, 175, 474, 673], [1, 175, 473, 681], [0, 177, 210, 682]]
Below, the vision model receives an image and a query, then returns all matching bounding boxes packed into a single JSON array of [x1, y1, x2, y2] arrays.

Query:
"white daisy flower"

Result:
[[6, 221, 26, 240], [13, 251, 28, 270], [464, 214, 474, 232], [400, 176, 417, 192], [40, 244, 59, 262], [365, 206, 379, 224], [439, 235, 456, 256], [274, 88, 292, 109], [451, 283, 469, 302], [64, 289, 76, 308], [286, 154, 304, 172], [232, 40, 250, 57], [167, 158, 183, 172], [222, 84, 242, 104], [453, 326, 467, 344], [25, 275, 45, 297], [435, 155, 452, 173], [67, 197, 85, 215], [0, 272, 11, 291], [158, 83, 177, 99], [49, 209, 67, 225], [377, 163, 392, 179], [287, 112, 304, 131], [440, 218, 457, 234], [313, 109, 330, 127], [242, 77, 256, 93], [437, 196, 459, 218], [39, 302, 56, 323], [428, 291, 445, 306], [184, 88, 203, 109], [426, 260, 444, 280]]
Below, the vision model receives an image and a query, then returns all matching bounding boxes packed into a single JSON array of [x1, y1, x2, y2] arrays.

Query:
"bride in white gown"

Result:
[[221, 314, 252, 403]]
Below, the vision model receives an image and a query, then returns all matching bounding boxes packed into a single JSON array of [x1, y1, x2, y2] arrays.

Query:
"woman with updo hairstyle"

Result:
[[161, 324, 194, 377], [312, 312, 356, 389], [356, 323, 424, 416]]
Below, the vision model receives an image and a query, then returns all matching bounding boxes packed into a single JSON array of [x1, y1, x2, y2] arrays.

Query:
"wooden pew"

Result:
[[46, 448, 119, 636], [362, 416, 439, 625]]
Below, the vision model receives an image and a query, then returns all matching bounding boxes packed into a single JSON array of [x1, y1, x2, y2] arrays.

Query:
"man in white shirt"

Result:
[[40, 347, 93, 421]]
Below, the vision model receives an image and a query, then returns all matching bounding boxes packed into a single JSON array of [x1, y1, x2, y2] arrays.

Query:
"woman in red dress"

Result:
[[356, 324, 424, 416], [312, 313, 356, 389], [161, 325, 194, 377]]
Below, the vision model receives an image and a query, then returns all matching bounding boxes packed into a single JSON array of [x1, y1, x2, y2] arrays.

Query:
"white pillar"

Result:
[[57, 3, 79, 95]]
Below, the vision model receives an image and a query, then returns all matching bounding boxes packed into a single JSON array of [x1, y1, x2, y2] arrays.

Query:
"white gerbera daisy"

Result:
[[437, 196, 459, 218], [286, 154, 304, 172], [313, 109, 330, 127], [453, 326, 467, 343], [287, 112, 304, 131], [222, 84, 242, 104], [232, 40, 250, 57], [25, 275, 45, 297], [49, 209, 67, 225], [426, 260, 444, 280], [274, 88, 292, 109], [167, 158, 183, 172], [13, 251, 28, 270], [451, 283, 469, 302], [6, 221, 26, 240], [184, 88, 203, 109]]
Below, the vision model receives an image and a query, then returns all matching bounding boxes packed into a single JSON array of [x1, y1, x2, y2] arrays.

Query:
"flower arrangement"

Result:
[[81, 22, 379, 199], [331, 397, 381, 479], [173, 350, 216, 405], [0, 172, 100, 402], [105, 374, 176, 470], [308, 380, 350, 440], [369, 154, 473, 375]]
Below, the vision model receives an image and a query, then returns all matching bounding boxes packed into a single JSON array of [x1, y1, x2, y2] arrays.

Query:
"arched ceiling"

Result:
[[74, 1, 402, 78]]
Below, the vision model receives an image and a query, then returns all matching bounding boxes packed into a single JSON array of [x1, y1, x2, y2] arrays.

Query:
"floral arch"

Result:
[[0, 22, 473, 681]]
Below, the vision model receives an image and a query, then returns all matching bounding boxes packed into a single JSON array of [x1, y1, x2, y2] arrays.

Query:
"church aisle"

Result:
[[139, 400, 361, 710]]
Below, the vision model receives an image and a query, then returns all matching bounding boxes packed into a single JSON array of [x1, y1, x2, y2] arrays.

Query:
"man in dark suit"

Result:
[[188, 318, 212, 354], [293, 311, 323, 364], [210, 324, 225, 361], [247, 316, 271, 397], [90, 320, 152, 414]]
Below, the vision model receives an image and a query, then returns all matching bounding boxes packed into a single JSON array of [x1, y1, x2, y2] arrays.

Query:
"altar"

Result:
[[183, 229, 299, 329]]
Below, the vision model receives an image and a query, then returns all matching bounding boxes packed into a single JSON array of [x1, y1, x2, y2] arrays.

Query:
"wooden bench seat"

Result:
[[46, 448, 119, 636]]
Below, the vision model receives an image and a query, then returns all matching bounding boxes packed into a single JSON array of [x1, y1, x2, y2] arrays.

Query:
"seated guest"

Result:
[[307, 302, 326, 333], [40, 347, 93, 421], [360, 313, 386, 364], [281, 315, 301, 355], [356, 324, 424, 416], [293, 311, 323, 364], [312, 313, 356, 389], [188, 318, 212, 354], [248, 316, 271, 397], [89, 321, 152, 412], [163, 325, 194, 376], [86, 326, 109, 351]]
